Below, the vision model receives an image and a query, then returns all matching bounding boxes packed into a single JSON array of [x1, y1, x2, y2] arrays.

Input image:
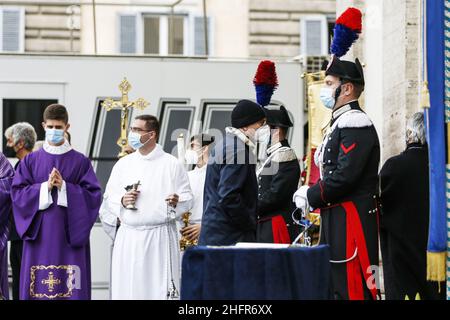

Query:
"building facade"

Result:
[[0, 0, 80, 53]]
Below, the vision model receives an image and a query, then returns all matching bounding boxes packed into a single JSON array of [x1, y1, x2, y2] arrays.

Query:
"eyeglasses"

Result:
[[129, 127, 151, 134]]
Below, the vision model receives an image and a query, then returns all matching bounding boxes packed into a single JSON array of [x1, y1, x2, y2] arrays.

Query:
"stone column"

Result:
[[381, 0, 420, 161]]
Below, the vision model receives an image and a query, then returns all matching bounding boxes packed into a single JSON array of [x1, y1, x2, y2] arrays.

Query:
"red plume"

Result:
[[336, 7, 362, 32], [253, 60, 279, 87]]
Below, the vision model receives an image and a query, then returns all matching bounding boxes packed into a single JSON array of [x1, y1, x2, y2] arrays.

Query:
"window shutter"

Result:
[[304, 20, 322, 56], [119, 14, 137, 54], [194, 16, 211, 56], [1, 8, 24, 52]]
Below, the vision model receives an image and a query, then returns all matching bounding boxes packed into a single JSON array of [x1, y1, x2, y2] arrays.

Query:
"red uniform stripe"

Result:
[[271, 215, 291, 244], [342, 201, 378, 300]]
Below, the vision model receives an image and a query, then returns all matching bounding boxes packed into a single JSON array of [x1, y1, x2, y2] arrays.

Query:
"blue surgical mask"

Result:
[[128, 131, 150, 150], [45, 128, 65, 144], [320, 87, 336, 109]]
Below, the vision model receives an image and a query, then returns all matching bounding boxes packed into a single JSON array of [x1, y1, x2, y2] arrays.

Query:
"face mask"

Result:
[[320, 87, 336, 109], [184, 149, 200, 165], [45, 128, 65, 144], [255, 125, 271, 143], [128, 131, 150, 150]]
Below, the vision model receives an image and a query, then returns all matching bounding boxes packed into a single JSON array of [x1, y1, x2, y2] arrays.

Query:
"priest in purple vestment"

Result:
[[11, 104, 102, 300], [0, 151, 14, 300]]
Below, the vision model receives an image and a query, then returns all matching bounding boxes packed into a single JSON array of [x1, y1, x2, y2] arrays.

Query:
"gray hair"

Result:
[[12, 122, 37, 151], [406, 112, 426, 145], [4, 125, 14, 140]]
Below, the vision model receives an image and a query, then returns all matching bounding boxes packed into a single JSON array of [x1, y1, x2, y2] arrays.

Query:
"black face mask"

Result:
[[3, 145, 16, 158]]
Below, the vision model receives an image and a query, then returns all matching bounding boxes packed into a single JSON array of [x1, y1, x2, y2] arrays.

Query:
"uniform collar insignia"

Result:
[[332, 100, 361, 123], [332, 104, 352, 119]]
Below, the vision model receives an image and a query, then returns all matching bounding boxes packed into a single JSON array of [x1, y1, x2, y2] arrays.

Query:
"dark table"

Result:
[[181, 245, 332, 300]]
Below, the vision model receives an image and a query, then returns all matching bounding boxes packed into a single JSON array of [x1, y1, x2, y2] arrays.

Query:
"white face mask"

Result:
[[184, 149, 200, 165], [255, 125, 271, 143]]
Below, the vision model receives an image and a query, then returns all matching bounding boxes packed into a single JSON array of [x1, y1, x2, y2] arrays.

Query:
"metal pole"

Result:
[[92, 0, 98, 54], [202, 0, 209, 56], [169, 4, 174, 54]]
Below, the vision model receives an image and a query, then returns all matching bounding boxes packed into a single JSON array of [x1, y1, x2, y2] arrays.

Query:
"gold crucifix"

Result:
[[101, 78, 150, 158], [41, 272, 61, 292]]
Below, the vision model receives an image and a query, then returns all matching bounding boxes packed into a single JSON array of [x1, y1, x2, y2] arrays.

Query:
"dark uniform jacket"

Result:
[[198, 128, 258, 246], [256, 140, 300, 243], [307, 101, 381, 300]]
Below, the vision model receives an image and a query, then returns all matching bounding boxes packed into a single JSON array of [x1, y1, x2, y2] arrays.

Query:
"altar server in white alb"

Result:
[[181, 133, 215, 243], [100, 115, 193, 300]]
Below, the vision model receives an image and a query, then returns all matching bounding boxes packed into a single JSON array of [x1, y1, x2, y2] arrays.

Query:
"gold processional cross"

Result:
[[101, 78, 149, 158], [41, 272, 61, 292]]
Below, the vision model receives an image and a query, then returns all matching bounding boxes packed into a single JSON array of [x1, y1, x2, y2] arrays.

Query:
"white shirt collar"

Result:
[[136, 144, 165, 161], [225, 127, 256, 149], [193, 164, 207, 172], [43, 140, 72, 155]]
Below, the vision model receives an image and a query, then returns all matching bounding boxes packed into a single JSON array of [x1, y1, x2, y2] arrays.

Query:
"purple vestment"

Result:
[[0, 152, 14, 300], [12, 148, 101, 300]]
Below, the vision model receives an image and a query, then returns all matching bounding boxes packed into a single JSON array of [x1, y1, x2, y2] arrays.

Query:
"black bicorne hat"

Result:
[[264, 105, 293, 128], [325, 56, 365, 86]]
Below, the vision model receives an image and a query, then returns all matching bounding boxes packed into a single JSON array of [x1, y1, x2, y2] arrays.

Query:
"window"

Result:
[[168, 15, 184, 55], [89, 98, 130, 191], [0, 7, 25, 52], [2, 99, 57, 157], [192, 16, 212, 55], [159, 104, 195, 156], [143, 16, 159, 54], [201, 102, 235, 141], [119, 14, 137, 54], [118, 12, 212, 56], [141, 14, 185, 55], [300, 15, 329, 56]]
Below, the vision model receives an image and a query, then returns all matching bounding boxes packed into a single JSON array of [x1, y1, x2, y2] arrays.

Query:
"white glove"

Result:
[[293, 186, 310, 212]]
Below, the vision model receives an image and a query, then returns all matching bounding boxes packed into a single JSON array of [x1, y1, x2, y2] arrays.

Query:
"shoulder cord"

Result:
[[256, 146, 291, 177]]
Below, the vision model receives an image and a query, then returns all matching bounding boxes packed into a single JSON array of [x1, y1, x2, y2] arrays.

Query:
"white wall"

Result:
[[207, 0, 250, 58]]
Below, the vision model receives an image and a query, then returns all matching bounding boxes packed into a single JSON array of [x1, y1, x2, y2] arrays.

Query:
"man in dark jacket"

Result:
[[256, 105, 300, 243], [380, 112, 445, 300], [5, 122, 36, 300], [293, 56, 380, 300], [199, 99, 266, 246]]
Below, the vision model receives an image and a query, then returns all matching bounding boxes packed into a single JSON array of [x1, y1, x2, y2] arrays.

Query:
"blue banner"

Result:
[[426, 0, 446, 254]]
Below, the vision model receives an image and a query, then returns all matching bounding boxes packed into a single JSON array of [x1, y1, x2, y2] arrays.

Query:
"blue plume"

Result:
[[255, 84, 275, 107], [331, 24, 360, 58]]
